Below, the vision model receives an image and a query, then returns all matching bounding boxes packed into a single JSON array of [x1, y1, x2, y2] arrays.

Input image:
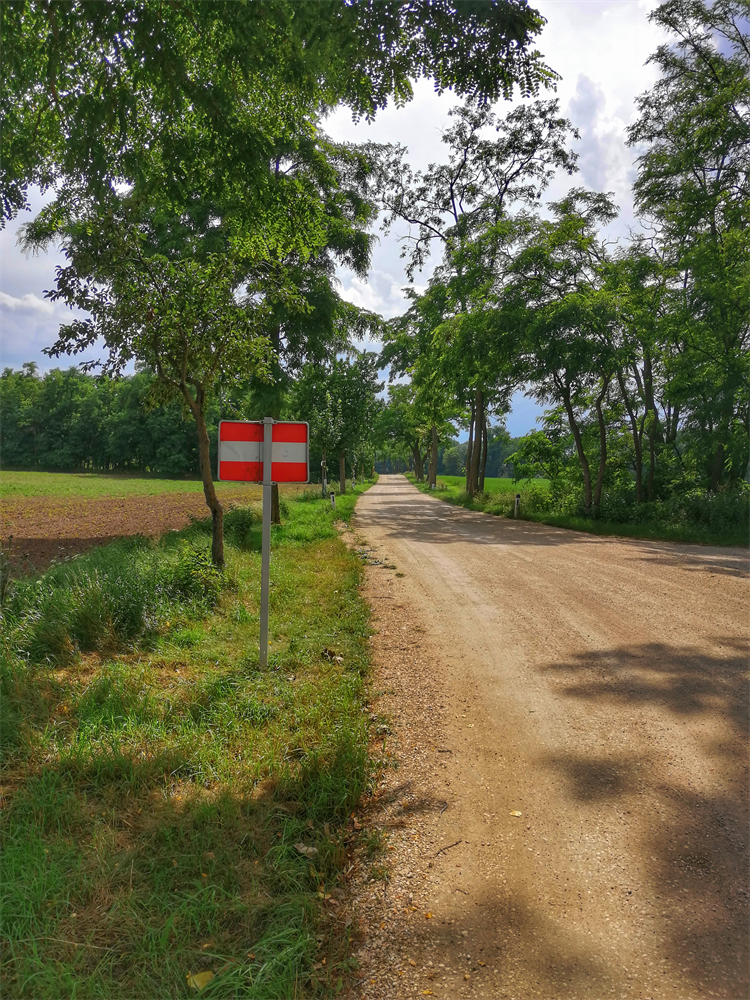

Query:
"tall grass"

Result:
[[2, 536, 224, 664], [1, 480, 376, 999]]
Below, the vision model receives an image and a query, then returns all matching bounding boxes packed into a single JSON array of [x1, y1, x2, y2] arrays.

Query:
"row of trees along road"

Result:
[[3, 1, 747, 550], [3, 0, 555, 564], [373, 0, 748, 521]]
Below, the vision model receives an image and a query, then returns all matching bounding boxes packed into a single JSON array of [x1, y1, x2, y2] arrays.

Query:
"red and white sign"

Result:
[[218, 420, 309, 483]]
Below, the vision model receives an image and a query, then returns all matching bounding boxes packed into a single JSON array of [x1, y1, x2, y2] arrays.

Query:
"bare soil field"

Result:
[[346, 475, 749, 1000], [0, 487, 272, 571]]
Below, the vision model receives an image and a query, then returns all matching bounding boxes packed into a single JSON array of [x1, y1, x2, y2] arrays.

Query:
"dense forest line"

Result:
[[1, 364, 206, 476], [0, 360, 382, 484]]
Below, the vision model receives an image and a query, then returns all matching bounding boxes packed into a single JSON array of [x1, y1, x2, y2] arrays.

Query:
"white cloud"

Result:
[[0, 291, 55, 314], [535, 0, 670, 237], [338, 268, 416, 321]]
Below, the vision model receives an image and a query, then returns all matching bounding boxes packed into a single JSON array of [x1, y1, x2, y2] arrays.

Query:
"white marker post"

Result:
[[259, 417, 274, 669]]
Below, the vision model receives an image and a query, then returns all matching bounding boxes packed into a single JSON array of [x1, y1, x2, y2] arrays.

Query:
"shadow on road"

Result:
[[406, 635, 750, 998], [532, 638, 749, 998]]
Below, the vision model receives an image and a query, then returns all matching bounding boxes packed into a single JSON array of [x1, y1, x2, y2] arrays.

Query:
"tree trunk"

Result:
[[428, 424, 438, 487], [643, 351, 662, 501], [411, 444, 425, 481], [665, 404, 679, 445], [321, 446, 327, 497], [617, 371, 643, 504], [339, 452, 346, 494], [560, 386, 592, 514], [465, 401, 475, 494], [478, 413, 488, 493], [184, 385, 224, 567], [468, 388, 484, 497], [647, 432, 656, 502], [592, 378, 611, 511]]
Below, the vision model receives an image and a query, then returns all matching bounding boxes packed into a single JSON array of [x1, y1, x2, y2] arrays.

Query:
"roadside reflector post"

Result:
[[330, 490, 335, 508], [514, 493, 521, 518], [259, 417, 274, 669]]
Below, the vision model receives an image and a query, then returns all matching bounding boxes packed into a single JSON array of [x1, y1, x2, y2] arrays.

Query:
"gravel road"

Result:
[[348, 475, 749, 1000]]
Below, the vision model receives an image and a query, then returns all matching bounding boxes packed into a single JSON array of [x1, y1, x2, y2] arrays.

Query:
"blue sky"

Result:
[[0, 1, 669, 437]]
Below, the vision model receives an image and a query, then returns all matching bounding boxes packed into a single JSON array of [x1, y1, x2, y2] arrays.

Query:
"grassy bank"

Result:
[[1, 482, 377, 999], [409, 475, 748, 547]]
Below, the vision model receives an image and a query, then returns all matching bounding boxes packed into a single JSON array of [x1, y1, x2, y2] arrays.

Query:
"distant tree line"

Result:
[[1, 363, 209, 475], [0, 359, 381, 485], [375, 423, 525, 479]]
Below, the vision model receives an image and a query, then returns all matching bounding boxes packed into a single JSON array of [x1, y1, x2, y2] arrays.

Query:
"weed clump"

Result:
[[2, 537, 227, 664]]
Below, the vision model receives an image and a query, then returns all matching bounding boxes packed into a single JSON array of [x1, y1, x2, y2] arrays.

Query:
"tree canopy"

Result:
[[1, 0, 556, 222]]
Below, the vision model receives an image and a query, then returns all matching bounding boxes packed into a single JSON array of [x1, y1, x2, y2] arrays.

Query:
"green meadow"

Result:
[[433, 474, 549, 494], [0, 470, 289, 500]]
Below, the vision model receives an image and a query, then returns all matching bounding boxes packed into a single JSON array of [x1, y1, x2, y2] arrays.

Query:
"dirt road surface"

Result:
[[347, 475, 749, 1000]]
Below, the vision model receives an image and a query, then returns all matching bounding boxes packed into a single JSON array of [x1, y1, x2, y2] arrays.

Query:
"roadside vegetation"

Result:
[[1, 483, 377, 999], [409, 474, 748, 547]]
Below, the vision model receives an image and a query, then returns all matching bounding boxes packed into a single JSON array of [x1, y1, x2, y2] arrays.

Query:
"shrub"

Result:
[[167, 543, 224, 608], [223, 504, 261, 549]]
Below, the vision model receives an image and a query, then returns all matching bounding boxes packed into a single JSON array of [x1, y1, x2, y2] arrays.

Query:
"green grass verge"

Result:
[[1, 480, 377, 999], [409, 475, 747, 547]]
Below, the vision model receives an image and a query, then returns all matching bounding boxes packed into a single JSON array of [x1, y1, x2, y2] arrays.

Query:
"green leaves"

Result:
[[2, 1, 556, 226]]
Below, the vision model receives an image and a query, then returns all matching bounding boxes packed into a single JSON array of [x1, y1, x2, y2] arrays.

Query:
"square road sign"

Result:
[[218, 420, 309, 483]]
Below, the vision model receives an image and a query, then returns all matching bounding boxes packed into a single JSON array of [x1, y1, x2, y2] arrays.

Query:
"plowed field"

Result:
[[1, 485, 306, 572]]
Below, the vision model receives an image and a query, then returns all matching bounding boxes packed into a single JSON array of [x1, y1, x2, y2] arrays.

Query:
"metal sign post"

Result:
[[259, 417, 273, 669], [217, 417, 309, 670]]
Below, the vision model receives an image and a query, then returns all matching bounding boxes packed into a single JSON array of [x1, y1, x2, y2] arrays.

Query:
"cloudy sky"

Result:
[[0, 0, 669, 436]]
